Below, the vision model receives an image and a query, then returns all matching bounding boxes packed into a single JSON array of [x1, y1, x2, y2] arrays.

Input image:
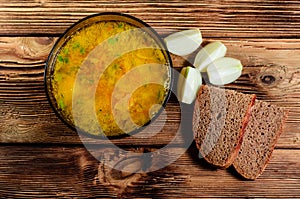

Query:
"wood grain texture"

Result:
[[0, 0, 299, 37], [0, 145, 299, 198], [0, 37, 299, 148]]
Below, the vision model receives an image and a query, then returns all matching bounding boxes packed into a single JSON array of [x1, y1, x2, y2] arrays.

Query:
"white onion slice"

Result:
[[207, 57, 243, 85], [164, 29, 202, 56], [177, 66, 202, 104], [194, 41, 227, 72]]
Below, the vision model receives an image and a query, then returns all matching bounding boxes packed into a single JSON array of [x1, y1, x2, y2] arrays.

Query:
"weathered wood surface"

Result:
[[0, 0, 300, 38], [0, 0, 299, 198], [0, 146, 299, 198]]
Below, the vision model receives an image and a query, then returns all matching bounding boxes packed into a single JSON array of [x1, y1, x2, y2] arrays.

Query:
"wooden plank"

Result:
[[0, 0, 299, 37], [0, 145, 299, 198], [0, 37, 299, 147]]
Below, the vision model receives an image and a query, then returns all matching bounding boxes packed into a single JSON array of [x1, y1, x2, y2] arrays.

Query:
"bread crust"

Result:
[[222, 94, 256, 168]]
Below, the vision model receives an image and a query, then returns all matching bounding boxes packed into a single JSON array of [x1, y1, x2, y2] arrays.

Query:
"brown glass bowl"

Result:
[[44, 12, 173, 138]]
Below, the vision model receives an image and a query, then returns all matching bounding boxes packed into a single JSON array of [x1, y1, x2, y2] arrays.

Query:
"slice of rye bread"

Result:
[[193, 85, 256, 168], [233, 100, 288, 180]]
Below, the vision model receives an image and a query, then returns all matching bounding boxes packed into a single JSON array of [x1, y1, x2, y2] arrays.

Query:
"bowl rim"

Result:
[[44, 12, 174, 139]]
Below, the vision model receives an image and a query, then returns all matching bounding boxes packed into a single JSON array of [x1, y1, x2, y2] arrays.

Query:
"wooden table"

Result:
[[0, 0, 299, 198]]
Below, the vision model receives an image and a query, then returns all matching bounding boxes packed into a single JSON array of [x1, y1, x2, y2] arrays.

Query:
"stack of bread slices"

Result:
[[192, 85, 288, 180]]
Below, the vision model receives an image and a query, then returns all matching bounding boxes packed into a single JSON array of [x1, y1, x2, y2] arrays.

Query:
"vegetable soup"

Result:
[[49, 19, 171, 137]]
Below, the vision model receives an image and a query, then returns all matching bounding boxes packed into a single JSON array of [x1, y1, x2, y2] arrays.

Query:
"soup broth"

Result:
[[51, 20, 170, 136]]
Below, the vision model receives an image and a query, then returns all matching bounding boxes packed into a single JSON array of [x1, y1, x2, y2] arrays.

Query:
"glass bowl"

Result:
[[44, 12, 173, 138]]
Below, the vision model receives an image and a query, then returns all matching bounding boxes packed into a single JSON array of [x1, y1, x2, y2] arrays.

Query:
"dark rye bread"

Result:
[[233, 100, 288, 180], [193, 85, 256, 168]]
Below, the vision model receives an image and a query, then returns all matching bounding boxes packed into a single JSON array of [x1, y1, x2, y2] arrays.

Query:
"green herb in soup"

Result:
[[52, 21, 170, 136]]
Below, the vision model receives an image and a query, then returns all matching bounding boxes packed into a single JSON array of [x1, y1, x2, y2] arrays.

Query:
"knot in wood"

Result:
[[255, 65, 286, 88], [260, 75, 276, 85]]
